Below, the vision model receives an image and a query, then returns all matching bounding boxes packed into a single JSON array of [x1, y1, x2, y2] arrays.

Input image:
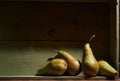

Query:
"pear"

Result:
[[98, 60, 118, 77], [82, 35, 99, 76], [55, 50, 82, 75], [36, 58, 67, 76]]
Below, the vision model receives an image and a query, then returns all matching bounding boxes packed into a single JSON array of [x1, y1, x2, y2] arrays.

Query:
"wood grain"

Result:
[[0, 2, 109, 42]]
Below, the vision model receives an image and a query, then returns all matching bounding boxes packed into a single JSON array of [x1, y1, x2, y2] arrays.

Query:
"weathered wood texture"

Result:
[[109, 0, 119, 69], [0, 2, 109, 42]]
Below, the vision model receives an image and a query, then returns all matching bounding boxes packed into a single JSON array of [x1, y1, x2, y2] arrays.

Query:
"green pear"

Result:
[[55, 50, 82, 75], [98, 60, 118, 77], [82, 43, 99, 76], [36, 58, 67, 76]]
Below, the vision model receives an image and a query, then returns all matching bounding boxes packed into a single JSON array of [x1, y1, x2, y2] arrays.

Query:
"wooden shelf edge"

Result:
[[0, 0, 113, 3], [0, 76, 118, 80]]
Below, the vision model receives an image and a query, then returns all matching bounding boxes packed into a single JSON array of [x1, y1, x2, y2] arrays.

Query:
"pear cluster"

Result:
[[36, 35, 118, 78], [82, 43, 118, 78], [36, 50, 82, 76], [82, 35, 118, 78]]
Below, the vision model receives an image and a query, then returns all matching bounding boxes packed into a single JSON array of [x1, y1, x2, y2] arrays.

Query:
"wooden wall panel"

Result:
[[0, 2, 109, 42]]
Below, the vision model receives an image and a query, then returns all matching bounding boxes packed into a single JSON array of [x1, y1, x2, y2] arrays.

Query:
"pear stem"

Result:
[[89, 34, 96, 43]]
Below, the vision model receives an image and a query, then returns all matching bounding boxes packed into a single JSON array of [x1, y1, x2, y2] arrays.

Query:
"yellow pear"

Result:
[[82, 35, 99, 76], [98, 60, 118, 78], [36, 58, 67, 76], [55, 50, 82, 75]]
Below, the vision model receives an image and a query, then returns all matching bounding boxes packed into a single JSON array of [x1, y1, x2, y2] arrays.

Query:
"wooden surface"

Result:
[[0, 0, 114, 3], [0, 80, 117, 81], [0, 2, 109, 42], [0, 79, 119, 81]]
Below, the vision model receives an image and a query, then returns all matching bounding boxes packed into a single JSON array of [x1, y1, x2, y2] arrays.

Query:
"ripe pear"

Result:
[[55, 50, 82, 75], [98, 60, 118, 77], [36, 58, 67, 76], [82, 43, 99, 76]]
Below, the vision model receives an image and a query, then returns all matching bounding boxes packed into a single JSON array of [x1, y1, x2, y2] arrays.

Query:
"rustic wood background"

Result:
[[0, 1, 119, 81]]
